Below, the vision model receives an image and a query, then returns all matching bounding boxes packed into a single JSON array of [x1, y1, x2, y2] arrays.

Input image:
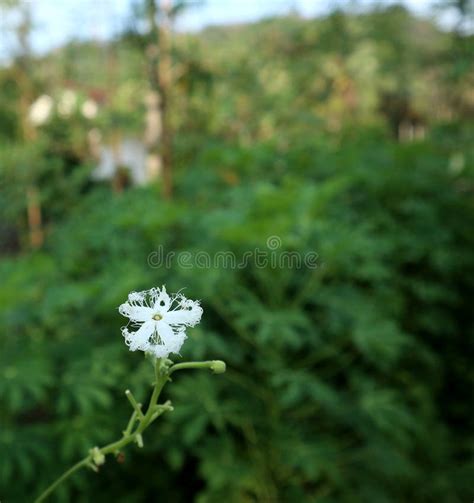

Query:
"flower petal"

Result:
[[156, 321, 186, 354], [155, 320, 175, 346], [152, 286, 172, 315], [164, 305, 203, 326], [151, 345, 171, 358], [168, 330, 186, 354], [126, 320, 155, 351], [119, 303, 153, 322]]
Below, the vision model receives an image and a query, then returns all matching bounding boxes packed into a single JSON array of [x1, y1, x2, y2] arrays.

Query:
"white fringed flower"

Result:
[[119, 286, 202, 358], [29, 95, 53, 125]]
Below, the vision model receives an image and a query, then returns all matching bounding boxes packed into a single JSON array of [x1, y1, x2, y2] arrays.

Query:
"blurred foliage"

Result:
[[1, 2, 474, 502], [1, 130, 473, 501]]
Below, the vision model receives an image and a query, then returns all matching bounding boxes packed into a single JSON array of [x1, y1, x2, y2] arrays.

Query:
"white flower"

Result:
[[29, 95, 53, 125], [119, 286, 203, 358], [81, 99, 98, 119]]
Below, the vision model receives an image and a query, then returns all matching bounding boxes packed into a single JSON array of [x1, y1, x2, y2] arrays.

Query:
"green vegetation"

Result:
[[0, 3, 473, 502]]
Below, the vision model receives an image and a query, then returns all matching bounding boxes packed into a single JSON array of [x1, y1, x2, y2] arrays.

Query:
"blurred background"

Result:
[[1, 0, 473, 501]]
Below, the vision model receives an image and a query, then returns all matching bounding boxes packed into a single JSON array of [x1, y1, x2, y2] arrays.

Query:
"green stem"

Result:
[[34, 359, 166, 503], [123, 410, 138, 436], [136, 362, 168, 433], [34, 357, 225, 502], [169, 360, 226, 375], [125, 389, 144, 420], [35, 457, 90, 503]]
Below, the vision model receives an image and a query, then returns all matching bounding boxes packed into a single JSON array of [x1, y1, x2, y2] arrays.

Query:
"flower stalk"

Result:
[[34, 358, 225, 503]]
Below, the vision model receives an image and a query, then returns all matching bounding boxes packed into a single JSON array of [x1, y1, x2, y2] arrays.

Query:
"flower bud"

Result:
[[210, 360, 226, 374], [90, 447, 105, 466]]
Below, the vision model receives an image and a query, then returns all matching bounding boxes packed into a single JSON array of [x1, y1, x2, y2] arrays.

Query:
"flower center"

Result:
[[153, 314, 163, 321]]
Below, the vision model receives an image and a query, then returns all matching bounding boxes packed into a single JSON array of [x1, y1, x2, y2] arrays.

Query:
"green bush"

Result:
[[1, 133, 473, 502]]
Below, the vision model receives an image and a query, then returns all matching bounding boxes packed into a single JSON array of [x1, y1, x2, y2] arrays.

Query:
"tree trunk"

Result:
[[26, 185, 43, 248], [144, 0, 173, 198], [158, 0, 173, 199], [17, 2, 44, 248]]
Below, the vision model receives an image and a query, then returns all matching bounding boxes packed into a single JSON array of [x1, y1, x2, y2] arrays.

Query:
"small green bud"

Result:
[[90, 447, 105, 466], [156, 400, 173, 412], [210, 360, 226, 374]]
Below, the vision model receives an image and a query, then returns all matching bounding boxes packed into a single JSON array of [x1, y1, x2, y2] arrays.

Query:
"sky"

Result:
[[0, 0, 456, 63]]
